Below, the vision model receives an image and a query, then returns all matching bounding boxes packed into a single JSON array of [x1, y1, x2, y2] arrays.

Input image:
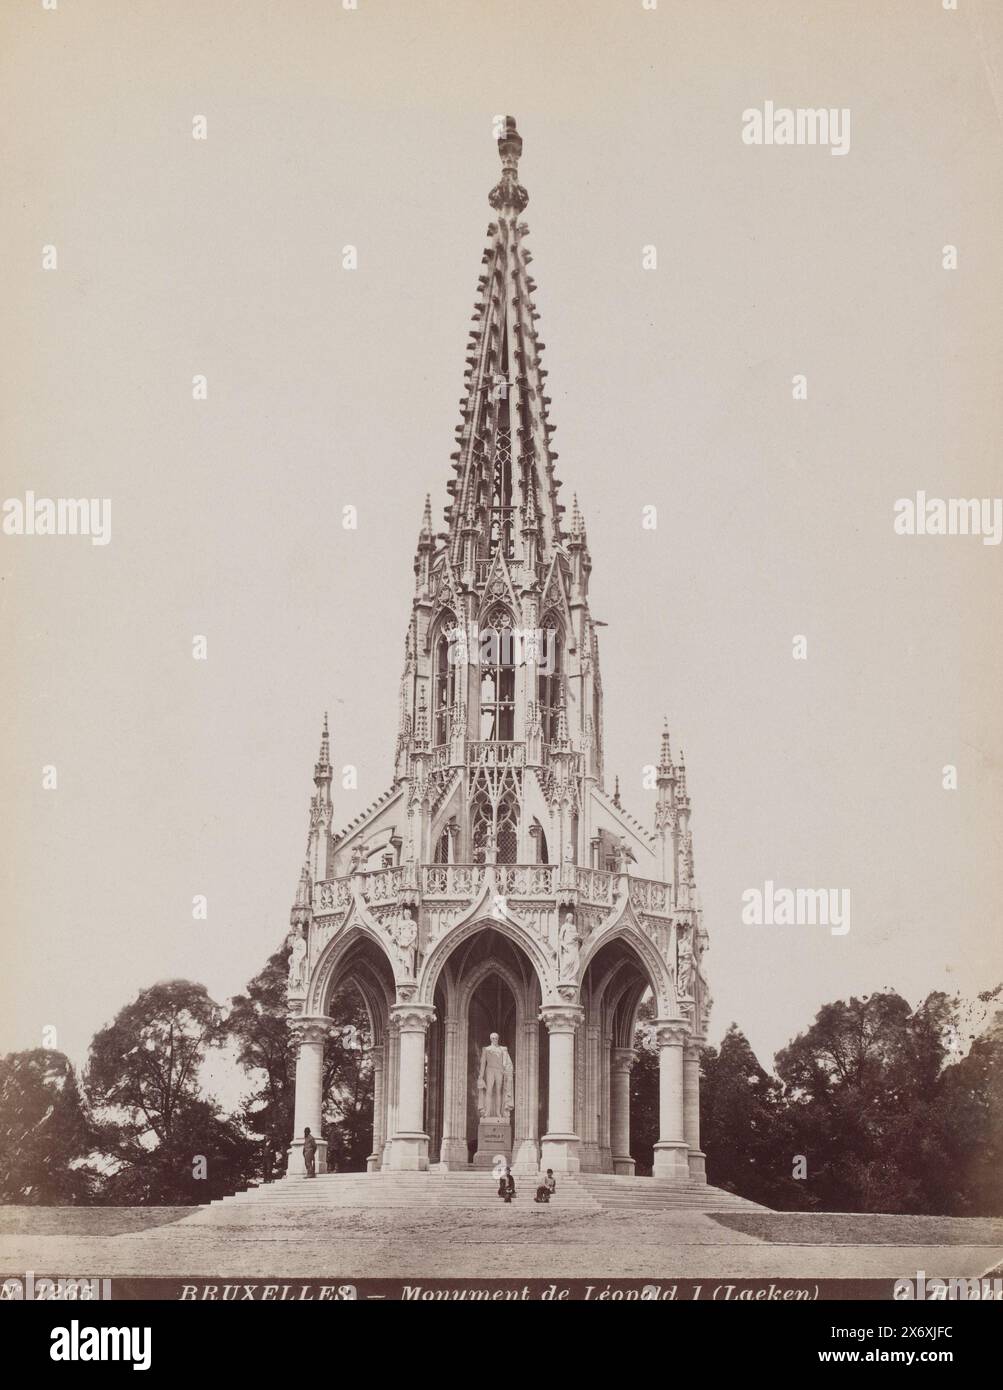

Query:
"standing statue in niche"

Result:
[[477, 1032, 514, 1120], [393, 912, 418, 979], [287, 927, 308, 991], [676, 927, 695, 998], [558, 912, 580, 982]]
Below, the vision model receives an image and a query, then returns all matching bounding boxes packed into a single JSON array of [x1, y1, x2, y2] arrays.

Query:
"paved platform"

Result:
[[2, 1180, 1001, 1284]]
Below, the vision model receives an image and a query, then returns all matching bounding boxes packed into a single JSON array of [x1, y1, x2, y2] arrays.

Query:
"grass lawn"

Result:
[[711, 1211, 1003, 1246], [0, 1206, 192, 1236]]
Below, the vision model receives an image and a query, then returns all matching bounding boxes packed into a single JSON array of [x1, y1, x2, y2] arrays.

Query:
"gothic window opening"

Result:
[[433, 826, 450, 864], [496, 794, 518, 864], [538, 617, 563, 743], [479, 608, 515, 741], [434, 620, 458, 747], [470, 785, 520, 864], [471, 789, 492, 863]]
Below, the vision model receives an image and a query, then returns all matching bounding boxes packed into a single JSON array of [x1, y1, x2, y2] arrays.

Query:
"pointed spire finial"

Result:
[[613, 774, 621, 809], [314, 712, 332, 784], [659, 717, 672, 774], [489, 116, 528, 213]]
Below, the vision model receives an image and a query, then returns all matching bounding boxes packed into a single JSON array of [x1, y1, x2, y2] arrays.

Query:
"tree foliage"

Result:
[[85, 979, 255, 1203], [0, 1050, 98, 1204]]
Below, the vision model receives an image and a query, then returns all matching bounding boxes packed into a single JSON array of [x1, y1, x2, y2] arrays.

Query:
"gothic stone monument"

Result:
[[283, 118, 712, 1182]]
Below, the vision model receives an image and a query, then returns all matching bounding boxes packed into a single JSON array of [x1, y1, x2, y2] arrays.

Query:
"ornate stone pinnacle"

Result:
[[489, 115, 529, 213]]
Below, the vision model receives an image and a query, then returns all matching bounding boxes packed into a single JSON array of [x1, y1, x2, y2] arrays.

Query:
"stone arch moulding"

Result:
[[307, 917, 397, 1017], [418, 910, 556, 1009], [451, 953, 539, 1022], [578, 902, 677, 1019]]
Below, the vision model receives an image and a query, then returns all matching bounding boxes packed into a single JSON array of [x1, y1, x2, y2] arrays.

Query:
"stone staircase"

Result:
[[574, 1173, 765, 1212], [183, 1170, 765, 1223]]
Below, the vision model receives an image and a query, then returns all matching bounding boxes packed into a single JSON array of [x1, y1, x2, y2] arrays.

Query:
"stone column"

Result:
[[610, 1046, 637, 1176], [581, 1018, 602, 1172], [438, 1015, 467, 1168], [512, 1014, 540, 1173], [381, 1019, 400, 1169], [539, 1005, 584, 1173], [684, 1037, 707, 1182], [367, 1044, 385, 1172], [652, 1019, 690, 1181], [426, 1014, 442, 1161], [387, 1004, 434, 1170], [288, 1016, 330, 1176], [599, 1028, 613, 1172]]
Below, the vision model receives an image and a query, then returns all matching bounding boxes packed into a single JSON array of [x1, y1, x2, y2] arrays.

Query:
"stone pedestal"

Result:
[[473, 1117, 512, 1169], [511, 1137, 540, 1174], [687, 1149, 707, 1181], [439, 1136, 470, 1169]]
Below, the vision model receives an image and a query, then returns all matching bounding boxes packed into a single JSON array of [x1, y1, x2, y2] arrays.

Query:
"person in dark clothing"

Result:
[[302, 1127, 317, 1178], [498, 1166, 516, 1202], [535, 1169, 557, 1203]]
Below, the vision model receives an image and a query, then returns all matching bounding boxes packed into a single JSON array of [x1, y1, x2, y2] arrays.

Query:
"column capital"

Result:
[[611, 1046, 638, 1075], [390, 1003, 436, 1034], [684, 1038, 704, 1062], [539, 1004, 585, 1035], [289, 1014, 332, 1048], [652, 1018, 689, 1048]]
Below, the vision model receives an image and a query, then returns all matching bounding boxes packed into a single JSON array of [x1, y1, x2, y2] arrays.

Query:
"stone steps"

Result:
[[186, 1169, 766, 1222], [202, 1173, 599, 1213], [574, 1175, 765, 1211]]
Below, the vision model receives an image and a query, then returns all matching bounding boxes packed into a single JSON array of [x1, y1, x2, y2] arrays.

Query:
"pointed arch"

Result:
[[538, 610, 564, 743], [431, 609, 461, 747], [417, 913, 553, 1008], [307, 919, 397, 1018], [478, 605, 516, 741]]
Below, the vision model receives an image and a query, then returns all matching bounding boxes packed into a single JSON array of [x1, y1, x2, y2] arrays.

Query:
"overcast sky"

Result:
[[2, 0, 1001, 1087]]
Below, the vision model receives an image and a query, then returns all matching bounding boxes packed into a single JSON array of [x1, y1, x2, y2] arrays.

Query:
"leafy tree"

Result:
[[700, 1025, 802, 1208], [925, 1022, 1003, 1216], [323, 984, 375, 1173], [86, 979, 253, 1203], [227, 947, 296, 1180], [774, 991, 961, 1213], [0, 1050, 98, 1204], [227, 950, 375, 1178]]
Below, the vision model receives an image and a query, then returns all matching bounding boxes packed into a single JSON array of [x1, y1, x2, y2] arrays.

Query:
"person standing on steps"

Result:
[[303, 1127, 317, 1178]]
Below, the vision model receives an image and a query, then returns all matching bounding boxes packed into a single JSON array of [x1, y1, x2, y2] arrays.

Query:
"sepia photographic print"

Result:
[[2, 0, 1002, 1361]]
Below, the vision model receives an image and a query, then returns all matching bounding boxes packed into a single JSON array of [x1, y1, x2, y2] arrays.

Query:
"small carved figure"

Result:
[[287, 927, 308, 990], [558, 912, 580, 982]]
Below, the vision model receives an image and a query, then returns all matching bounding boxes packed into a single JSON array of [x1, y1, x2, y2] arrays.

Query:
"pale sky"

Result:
[[2, 0, 1001, 1086]]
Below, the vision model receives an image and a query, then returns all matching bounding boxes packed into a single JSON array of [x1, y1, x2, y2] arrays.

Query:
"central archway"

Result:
[[429, 925, 545, 1172]]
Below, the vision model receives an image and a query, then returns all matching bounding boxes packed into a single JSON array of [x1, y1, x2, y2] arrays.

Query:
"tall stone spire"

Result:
[[444, 118, 565, 568], [305, 712, 333, 883]]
